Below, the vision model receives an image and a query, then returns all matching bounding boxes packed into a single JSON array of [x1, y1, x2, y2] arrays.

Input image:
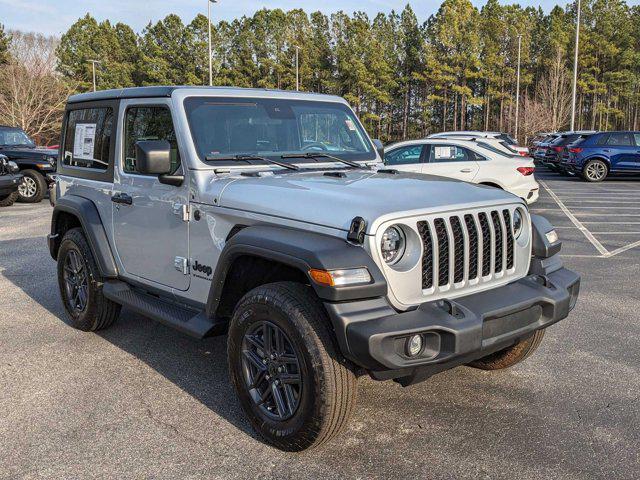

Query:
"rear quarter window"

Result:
[[62, 107, 114, 170]]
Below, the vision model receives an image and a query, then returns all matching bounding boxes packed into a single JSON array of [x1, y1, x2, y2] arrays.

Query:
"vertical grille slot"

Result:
[[464, 214, 479, 280], [417, 221, 433, 289], [478, 212, 491, 277], [491, 211, 504, 273], [450, 216, 465, 283], [502, 209, 514, 269], [434, 219, 450, 286]]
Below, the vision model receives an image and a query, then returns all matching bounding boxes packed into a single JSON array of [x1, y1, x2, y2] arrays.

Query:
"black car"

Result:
[[540, 131, 596, 173], [532, 133, 561, 165], [0, 125, 58, 203], [0, 154, 24, 207]]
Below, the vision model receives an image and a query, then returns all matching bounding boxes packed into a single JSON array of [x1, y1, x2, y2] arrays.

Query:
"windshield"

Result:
[[0, 128, 35, 147], [476, 141, 516, 158], [184, 97, 375, 163]]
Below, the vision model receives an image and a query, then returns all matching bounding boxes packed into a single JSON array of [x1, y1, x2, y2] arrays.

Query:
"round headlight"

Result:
[[380, 225, 406, 265], [513, 209, 524, 238], [47, 156, 56, 166]]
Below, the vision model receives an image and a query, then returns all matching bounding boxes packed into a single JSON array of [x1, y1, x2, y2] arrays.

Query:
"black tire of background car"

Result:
[[227, 282, 358, 451], [467, 329, 545, 370], [57, 227, 121, 331], [17, 169, 47, 203], [0, 191, 18, 207]]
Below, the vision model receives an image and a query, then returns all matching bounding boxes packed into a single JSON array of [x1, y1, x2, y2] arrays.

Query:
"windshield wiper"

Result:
[[281, 152, 367, 169], [205, 154, 299, 171]]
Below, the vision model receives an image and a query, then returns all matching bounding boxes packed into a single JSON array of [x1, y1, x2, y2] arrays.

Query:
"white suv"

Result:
[[384, 138, 539, 204]]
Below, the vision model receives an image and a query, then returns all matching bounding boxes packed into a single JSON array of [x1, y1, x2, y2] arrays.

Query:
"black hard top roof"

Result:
[[67, 86, 337, 104]]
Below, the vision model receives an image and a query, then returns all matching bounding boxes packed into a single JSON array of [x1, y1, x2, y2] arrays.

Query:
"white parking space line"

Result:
[[560, 200, 640, 204], [538, 181, 609, 256]]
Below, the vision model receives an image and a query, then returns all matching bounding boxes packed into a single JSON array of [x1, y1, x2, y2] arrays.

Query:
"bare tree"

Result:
[[520, 96, 555, 142], [536, 48, 571, 132], [0, 31, 73, 145]]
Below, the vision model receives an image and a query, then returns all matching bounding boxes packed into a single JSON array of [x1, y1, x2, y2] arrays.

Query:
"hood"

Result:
[[0, 146, 59, 161], [214, 169, 522, 234]]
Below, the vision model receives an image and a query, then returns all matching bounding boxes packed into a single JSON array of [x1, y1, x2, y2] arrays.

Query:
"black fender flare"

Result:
[[205, 225, 387, 318], [49, 195, 118, 278]]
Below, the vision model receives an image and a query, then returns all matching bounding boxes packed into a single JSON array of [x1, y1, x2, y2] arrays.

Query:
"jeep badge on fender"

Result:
[[47, 86, 580, 452]]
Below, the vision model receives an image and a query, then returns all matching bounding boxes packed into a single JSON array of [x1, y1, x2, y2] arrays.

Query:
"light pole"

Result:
[[570, 0, 581, 131], [207, 0, 218, 86], [514, 34, 522, 140], [87, 60, 100, 92], [294, 45, 301, 91]]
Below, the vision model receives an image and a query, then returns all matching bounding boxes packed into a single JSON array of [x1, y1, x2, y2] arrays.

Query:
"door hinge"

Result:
[[174, 256, 189, 275], [172, 203, 190, 222]]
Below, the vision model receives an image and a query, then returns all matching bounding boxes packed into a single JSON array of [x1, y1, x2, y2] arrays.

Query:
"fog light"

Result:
[[545, 230, 558, 244], [406, 335, 423, 357]]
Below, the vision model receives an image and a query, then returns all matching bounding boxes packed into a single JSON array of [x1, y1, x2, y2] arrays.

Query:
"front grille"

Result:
[[417, 208, 517, 290]]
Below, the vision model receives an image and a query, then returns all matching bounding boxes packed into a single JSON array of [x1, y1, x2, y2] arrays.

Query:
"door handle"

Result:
[[111, 192, 132, 205], [460, 168, 473, 173], [603, 149, 611, 153]]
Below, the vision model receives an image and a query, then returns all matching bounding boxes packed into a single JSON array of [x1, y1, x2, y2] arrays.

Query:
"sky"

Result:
[[2, 0, 640, 36]]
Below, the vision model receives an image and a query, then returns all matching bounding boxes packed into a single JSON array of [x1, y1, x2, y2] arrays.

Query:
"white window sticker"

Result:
[[345, 119, 357, 131], [73, 123, 97, 160], [434, 146, 455, 159]]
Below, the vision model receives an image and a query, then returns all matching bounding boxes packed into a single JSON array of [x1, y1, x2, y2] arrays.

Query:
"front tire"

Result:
[[582, 159, 608, 182], [57, 227, 121, 331], [17, 169, 47, 203], [467, 329, 545, 370], [228, 282, 358, 451], [0, 191, 18, 207]]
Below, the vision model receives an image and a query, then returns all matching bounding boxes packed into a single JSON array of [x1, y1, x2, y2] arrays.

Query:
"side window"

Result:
[[124, 106, 180, 174], [596, 134, 609, 145], [63, 107, 113, 170], [430, 145, 473, 163], [633, 134, 640, 146], [605, 133, 634, 147], [385, 145, 424, 165]]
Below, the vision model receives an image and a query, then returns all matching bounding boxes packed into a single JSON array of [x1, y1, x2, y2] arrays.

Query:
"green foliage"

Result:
[[54, 2, 640, 140], [0, 24, 10, 65]]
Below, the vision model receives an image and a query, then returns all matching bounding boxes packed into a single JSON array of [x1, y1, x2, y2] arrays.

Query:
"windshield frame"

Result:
[[182, 95, 377, 168], [0, 127, 36, 148]]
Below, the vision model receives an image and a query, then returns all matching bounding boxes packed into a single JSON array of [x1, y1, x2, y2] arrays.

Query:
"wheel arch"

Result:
[[205, 225, 387, 320], [49, 195, 118, 278], [479, 181, 504, 190]]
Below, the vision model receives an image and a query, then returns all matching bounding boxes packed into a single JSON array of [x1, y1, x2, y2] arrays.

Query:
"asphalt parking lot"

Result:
[[1, 172, 639, 479]]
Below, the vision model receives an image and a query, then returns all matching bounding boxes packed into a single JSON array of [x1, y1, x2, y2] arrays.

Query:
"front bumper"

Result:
[[0, 174, 23, 196], [325, 266, 579, 385]]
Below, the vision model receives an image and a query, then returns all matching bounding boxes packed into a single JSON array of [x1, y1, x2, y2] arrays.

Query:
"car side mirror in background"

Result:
[[135, 140, 183, 186], [373, 139, 385, 160]]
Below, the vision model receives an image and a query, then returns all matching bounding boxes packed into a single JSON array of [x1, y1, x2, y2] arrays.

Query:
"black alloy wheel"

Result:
[[241, 320, 302, 421], [62, 249, 89, 313]]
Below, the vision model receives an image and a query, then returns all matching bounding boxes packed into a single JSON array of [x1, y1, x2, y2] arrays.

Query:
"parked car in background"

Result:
[[562, 131, 640, 182], [0, 125, 58, 203], [384, 138, 539, 204], [532, 133, 561, 165], [529, 132, 554, 151], [427, 131, 529, 156], [540, 131, 596, 172], [0, 154, 23, 207]]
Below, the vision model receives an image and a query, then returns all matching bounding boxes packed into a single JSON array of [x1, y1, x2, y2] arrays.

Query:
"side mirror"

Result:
[[135, 140, 172, 175], [372, 139, 384, 160]]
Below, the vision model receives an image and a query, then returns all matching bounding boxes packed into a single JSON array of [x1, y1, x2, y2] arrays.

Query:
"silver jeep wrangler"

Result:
[[48, 87, 580, 451]]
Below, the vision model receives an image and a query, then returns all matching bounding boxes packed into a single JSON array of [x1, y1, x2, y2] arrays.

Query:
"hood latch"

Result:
[[347, 216, 367, 244]]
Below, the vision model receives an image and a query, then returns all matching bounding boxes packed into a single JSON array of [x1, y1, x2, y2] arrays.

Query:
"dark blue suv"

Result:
[[563, 131, 640, 182]]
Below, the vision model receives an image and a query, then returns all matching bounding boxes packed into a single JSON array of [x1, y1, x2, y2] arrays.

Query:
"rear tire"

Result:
[[17, 169, 47, 203], [227, 282, 358, 451], [57, 227, 121, 331], [0, 191, 18, 207], [467, 329, 545, 370], [582, 159, 608, 182]]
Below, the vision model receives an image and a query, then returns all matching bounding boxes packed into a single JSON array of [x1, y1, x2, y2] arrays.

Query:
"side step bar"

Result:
[[103, 280, 217, 339]]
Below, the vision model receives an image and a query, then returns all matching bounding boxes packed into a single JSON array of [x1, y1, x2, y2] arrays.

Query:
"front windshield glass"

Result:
[[0, 128, 35, 147], [184, 97, 375, 162]]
